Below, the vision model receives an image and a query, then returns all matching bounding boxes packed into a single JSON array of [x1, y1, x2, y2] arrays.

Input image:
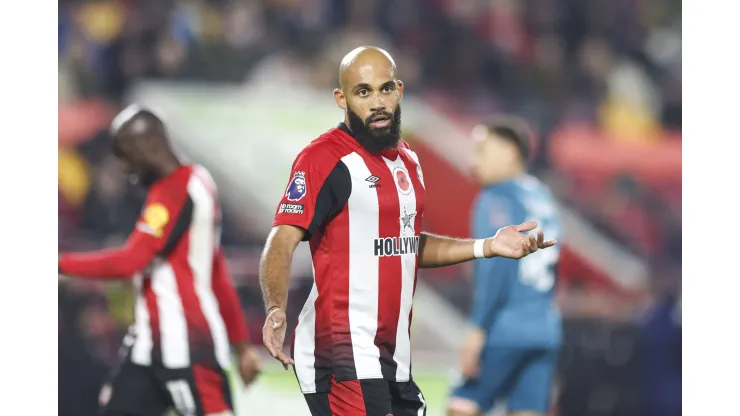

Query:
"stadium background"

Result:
[[57, 0, 681, 415]]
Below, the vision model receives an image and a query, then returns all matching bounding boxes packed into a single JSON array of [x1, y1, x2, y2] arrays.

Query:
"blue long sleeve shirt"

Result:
[[469, 175, 563, 349]]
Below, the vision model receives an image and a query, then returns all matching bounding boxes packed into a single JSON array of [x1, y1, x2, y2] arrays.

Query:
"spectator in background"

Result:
[[637, 271, 681, 416], [59, 283, 112, 416]]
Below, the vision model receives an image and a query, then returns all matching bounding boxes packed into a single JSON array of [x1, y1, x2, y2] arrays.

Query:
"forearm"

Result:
[[469, 302, 495, 330], [59, 231, 158, 279], [418, 232, 478, 268], [469, 260, 503, 330], [213, 252, 250, 344], [469, 292, 499, 330], [259, 231, 298, 312], [59, 245, 150, 279]]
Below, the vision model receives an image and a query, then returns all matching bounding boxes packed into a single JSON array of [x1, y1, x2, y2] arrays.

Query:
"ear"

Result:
[[396, 80, 404, 102], [333, 88, 346, 110]]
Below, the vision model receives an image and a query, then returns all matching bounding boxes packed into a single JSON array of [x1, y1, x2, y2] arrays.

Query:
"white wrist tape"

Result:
[[473, 239, 486, 259]]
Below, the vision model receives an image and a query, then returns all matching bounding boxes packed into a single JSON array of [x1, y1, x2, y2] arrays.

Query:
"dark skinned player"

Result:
[[59, 107, 261, 416]]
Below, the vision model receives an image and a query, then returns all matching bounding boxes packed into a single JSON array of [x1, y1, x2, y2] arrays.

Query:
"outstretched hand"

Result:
[[485, 221, 557, 259], [262, 307, 294, 370]]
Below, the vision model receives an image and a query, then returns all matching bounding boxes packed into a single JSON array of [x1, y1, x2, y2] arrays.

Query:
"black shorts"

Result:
[[100, 356, 233, 416], [304, 376, 427, 416]]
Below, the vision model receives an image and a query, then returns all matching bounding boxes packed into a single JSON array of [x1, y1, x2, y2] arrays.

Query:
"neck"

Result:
[[485, 169, 525, 186], [157, 154, 182, 177]]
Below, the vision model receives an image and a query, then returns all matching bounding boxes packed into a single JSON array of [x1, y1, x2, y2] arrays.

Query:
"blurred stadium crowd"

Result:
[[58, 1, 681, 415]]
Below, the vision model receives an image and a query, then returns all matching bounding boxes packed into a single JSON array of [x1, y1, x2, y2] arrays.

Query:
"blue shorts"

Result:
[[451, 346, 557, 414]]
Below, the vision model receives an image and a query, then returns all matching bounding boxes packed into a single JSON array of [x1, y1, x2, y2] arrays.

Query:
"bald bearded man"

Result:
[[259, 47, 557, 416], [59, 106, 261, 416]]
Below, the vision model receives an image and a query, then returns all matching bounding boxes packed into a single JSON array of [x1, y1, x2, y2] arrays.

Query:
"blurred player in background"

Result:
[[259, 47, 557, 416], [58, 107, 261, 416], [448, 119, 562, 416]]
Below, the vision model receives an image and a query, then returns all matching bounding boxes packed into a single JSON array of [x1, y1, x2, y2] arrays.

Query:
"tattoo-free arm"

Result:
[[417, 232, 479, 269], [259, 225, 305, 312]]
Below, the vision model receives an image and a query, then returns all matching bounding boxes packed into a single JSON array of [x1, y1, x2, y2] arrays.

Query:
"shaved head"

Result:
[[109, 104, 179, 187], [333, 46, 404, 154], [338, 46, 397, 91], [111, 105, 167, 141]]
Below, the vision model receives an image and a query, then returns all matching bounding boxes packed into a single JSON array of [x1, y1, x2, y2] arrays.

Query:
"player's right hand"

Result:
[[262, 307, 294, 370], [460, 328, 485, 380], [236, 343, 262, 387]]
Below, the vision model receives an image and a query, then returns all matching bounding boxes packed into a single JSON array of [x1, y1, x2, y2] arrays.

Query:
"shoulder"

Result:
[[151, 165, 194, 197], [398, 140, 422, 165], [474, 187, 520, 225], [476, 187, 515, 210], [516, 175, 557, 204], [398, 139, 413, 150], [294, 129, 356, 168]]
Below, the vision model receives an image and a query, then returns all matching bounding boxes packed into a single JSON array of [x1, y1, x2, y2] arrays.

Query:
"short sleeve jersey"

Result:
[[273, 124, 427, 393]]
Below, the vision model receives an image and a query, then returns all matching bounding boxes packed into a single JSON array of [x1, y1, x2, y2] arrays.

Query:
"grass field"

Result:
[[229, 364, 452, 416]]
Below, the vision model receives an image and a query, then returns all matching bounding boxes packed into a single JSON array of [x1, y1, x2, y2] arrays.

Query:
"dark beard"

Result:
[[347, 106, 402, 154]]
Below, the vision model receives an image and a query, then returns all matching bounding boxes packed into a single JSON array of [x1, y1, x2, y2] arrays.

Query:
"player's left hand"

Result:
[[485, 221, 556, 259], [236, 343, 262, 387]]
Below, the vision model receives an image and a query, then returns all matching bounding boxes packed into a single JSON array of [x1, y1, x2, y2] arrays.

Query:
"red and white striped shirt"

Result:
[[273, 124, 426, 394], [60, 165, 248, 371]]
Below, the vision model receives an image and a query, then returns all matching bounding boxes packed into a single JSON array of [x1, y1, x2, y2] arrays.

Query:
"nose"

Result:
[[370, 104, 387, 115], [370, 91, 389, 112]]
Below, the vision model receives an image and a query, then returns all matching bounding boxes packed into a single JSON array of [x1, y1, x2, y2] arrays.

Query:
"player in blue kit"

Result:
[[448, 118, 562, 416]]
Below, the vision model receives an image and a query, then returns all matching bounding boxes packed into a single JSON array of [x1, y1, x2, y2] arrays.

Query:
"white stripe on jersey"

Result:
[[403, 148, 425, 190], [154, 262, 190, 368], [131, 275, 153, 365], [383, 155, 418, 381], [403, 147, 421, 165], [294, 269, 319, 393], [187, 174, 231, 369], [342, 152, 383, 379]]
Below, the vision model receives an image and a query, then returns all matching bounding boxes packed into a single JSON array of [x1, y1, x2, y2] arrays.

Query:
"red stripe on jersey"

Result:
[[170, 229, 215, 361], [308, 232, 336, 382], [144, 278, 161, 359], [192, 363, 230, 414], [317, 202, 355, 379], [328, 377, 367, 415], [401, 155, 426, 332], [363, 153, 403, 376]]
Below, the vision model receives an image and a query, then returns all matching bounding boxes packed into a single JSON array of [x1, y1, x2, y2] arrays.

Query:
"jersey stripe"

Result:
[[131, 275, 153, 365], [144, 278, 161, 363], [400, 151, 425, 379], [294, 275, 319, 392], [384, 154, 418, 381], [342, 152, 383, 379], [188, 175, 231, 369], [372, 154, 403, 380], [154, 262, 191, 367]]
